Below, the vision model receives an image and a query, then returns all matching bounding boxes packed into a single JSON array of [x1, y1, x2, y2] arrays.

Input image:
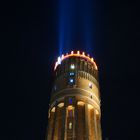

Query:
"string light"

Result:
[[77, 51, 80, 55], [71, 51, 74, 54], [82, 52, 85, 56], [54, 51, 98, 70]]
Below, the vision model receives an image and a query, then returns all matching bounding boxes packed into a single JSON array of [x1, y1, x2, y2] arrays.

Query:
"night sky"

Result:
[[2, 0, 139, 140]]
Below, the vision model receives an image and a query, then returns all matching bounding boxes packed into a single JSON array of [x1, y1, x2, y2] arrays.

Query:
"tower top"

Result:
[[54, 51, 98, 70]]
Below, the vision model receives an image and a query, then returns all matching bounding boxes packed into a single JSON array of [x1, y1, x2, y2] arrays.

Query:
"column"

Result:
[[46, 108, 55, 140], [94, 110, 98, 140], [88, 106, 95, 140], [85, 104, 89, 140], [61, 105, 67, 140], [53, 103, 64, 140], [96, 110, 102, 140], [76, 101, 85, 140], [66, 105, 74, 140]]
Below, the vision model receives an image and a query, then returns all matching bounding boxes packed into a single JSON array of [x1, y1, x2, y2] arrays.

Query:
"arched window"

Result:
[[51, 107, 55, 112], [70, 64, 75, 69], [69, 122, 72, 129], [57, 102, 64, 108], [67, 105, 74, 117], [77, 101, 85, 106]]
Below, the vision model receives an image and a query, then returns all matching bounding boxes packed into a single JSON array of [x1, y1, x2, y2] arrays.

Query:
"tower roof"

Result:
[[54, 51, 98, 70]]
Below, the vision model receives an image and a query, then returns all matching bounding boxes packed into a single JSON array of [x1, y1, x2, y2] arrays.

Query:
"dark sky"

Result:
[[2, 0, 139, 140]]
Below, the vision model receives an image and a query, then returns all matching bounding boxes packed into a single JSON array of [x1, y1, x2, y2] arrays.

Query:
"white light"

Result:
[[54, 62, 58, 70], [70, 64, 75, 69], [77, 51, 80, 55], [71, 51, 74, 54], [69, 122, 72, 129], [82, 52, 85, 56], [57, 56, 61, 64], [70, 79, 74, 83], [61, 54, 64, 59], [70, 72, 75, 76]]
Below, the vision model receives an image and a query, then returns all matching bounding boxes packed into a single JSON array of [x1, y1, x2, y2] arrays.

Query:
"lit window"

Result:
[[67, 105, 74, 117], [77, 101, 85, 106], [69, 72, 75, 76], [69, 98, 73, 104], [67, 105, 73, 110], [70, 64, 75, 69], [51, 107, 55, 112], [68, 110, 73, 117], [58, 102, 64, 108], [89, 83, 92, 89], [69, 122, 72, 129], [69, 78, 74, 83]]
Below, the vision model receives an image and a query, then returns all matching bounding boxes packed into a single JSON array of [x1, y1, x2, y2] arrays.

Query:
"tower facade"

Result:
[[46, 51, 102, 140]]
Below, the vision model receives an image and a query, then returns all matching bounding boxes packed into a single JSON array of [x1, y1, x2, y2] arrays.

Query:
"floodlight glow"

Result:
[[61, 54, 64, 59], [57, 56, 61, 64]]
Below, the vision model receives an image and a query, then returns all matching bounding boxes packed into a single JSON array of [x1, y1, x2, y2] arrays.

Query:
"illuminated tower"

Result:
[[46, 51, 102, 140]]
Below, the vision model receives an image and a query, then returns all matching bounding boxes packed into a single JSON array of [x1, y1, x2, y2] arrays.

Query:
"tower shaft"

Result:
[[46, 51, 102, 140]]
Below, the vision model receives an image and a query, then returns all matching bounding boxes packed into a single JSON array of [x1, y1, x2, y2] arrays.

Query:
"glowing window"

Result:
[[70, 64, 75, 69], [69, 78, 74, 84], [51, 107, 55, 112], [68, 110, 73, 117], [69, 122, 72, 129], [77, 101, 85, 106], [67, 105, 73, 110], [67, 105, 74, 117], [58, 102, 64, 108], [69, 72, 75, 76], [69, 98, 73, 104]]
